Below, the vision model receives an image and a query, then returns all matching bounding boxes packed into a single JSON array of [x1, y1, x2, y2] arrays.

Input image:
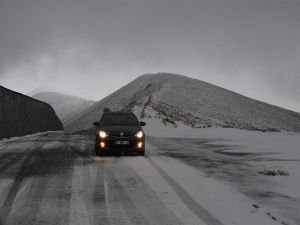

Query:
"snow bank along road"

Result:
[[0, 132, 289, 225]]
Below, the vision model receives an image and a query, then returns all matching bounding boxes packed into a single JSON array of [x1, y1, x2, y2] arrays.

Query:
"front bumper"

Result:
[[96, 136, 145, 152]]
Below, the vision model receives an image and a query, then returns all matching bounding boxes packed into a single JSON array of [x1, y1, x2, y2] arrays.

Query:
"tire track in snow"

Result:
[[0, 142, 46, 224], [0, 139, 77, 225], [81, 156, 100, 225], [0, 141, 53, 225], [4, 142, 70, 225], [69, 154, 92, 225], [4, 176, 50, 225], [32, 143, 76, 225], [103, 163, 150, 225], [0, 154, 26, 177], [107, 158, 183, 225], [67, 133, 107, 225], [147, 157, 224, 225], [92, 161, 111, 225], [0, 143, 36, 178], [124, 156, 208, 225], [0, 151, 35, 223]]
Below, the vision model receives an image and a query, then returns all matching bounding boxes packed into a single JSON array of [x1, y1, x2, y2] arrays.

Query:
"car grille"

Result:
[[110, 133, 134, 138]]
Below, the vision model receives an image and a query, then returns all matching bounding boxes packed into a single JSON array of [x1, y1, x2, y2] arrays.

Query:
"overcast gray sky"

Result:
[[0, 0, 299, 112]]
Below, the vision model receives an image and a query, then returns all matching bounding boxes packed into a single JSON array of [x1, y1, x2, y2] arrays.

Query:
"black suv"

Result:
[[93, 112, 146, 156]]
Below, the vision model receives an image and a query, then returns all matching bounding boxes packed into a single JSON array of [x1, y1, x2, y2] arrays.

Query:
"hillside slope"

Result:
[[0, 86, 63, 139], [65, 73, 300, 132], [33, 92, 95, 124]]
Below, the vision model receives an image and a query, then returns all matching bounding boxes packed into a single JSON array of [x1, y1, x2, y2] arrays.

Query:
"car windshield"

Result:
[[101, 114, 139, 126]]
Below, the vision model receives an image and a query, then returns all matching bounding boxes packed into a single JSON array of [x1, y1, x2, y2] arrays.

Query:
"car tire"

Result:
[[99, 151, 106, 156], [95, 146, 100, 156]]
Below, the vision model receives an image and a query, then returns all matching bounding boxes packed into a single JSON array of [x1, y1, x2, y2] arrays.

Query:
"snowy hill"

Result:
[[33, 92, 95, 125], [0, 86, 63, 139], [27, 86, 66, 96], [65, 73, 300, 132]]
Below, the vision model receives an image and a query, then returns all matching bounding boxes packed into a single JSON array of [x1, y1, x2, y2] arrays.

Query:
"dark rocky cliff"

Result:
[[0, 86, 63, 139]]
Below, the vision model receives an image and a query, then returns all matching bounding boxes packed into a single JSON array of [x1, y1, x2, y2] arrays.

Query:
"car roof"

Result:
[[103, 111, 135, 116]]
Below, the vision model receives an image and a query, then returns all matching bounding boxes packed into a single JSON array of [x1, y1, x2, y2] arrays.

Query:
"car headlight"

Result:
[[135, 131, 144, 138], [99, 131, 108, 138]]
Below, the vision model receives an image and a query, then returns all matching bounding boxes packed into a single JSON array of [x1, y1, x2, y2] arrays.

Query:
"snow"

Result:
[[0, 127, 299, 224], [137, 106, 300, 224], [1, 91, 299, 224], [125, 156, 208, 225], [0, 131, 62, 145], [65, 73, 300, 132], [146, 152, 277, 225]]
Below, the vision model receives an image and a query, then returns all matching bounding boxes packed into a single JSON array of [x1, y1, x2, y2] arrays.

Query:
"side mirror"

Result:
[[139, 121, 146, 126], [93, 121, 100, 126]]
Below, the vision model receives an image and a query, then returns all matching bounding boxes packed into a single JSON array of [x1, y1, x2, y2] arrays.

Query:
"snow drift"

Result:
[[0, 86, 63, 139], [65, 73, 300, 132]]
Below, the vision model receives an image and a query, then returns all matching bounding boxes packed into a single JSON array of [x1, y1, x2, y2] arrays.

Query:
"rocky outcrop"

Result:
[[0, 86, 63, 139]]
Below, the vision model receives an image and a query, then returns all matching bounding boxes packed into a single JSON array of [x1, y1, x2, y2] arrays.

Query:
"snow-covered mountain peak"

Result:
[[65, 73, 300, 133]]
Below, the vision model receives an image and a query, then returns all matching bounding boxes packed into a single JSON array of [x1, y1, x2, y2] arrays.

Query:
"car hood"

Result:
[[99, 126, 142, 136]]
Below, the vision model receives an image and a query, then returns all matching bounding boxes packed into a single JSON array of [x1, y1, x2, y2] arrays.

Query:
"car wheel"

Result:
[[99, 151, 106, 156], [113, 150, 121, 157], [95, 146, 100, 156]]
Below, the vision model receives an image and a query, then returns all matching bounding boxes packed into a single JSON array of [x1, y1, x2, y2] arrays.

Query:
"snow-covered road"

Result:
[[0, 132, 293, 225]]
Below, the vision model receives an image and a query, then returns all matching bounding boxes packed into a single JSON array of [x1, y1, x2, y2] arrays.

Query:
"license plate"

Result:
[[114, 140, 129, 145]]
